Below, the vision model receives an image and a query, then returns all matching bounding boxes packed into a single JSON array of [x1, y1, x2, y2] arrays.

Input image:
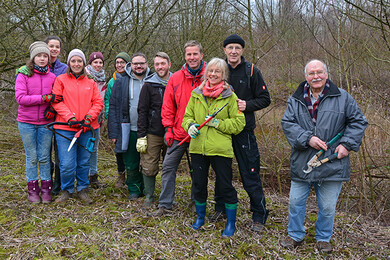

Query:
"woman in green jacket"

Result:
[[182, 58, 245, 237]]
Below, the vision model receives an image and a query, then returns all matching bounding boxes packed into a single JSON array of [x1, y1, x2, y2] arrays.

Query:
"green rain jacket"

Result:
[[182, 85, 246, 158]]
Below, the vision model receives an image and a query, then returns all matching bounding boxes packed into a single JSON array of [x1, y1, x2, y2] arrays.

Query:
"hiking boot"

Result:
[[208, 211, 227, 222], [89, 174, 105, 189], [115, 171, 126, 188], [148, 207, 172, 217], [316, 241, 332, 253], [27, 180, 41, 203], [143, 200, 154, 209], [280, 236, 303, 249], [78, 189, 93, 204], [40, 180, 52, 203], [251, 221, 264, 233], [55, 190, 71, 204]]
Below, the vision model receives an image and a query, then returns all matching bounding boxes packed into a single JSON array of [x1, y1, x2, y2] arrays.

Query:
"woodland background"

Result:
[[0, 0, 389, 258]]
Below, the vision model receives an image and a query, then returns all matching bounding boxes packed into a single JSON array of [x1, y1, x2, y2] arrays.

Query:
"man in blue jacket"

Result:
[[108, 52, 152, 200], [280, 59, 368, 253]]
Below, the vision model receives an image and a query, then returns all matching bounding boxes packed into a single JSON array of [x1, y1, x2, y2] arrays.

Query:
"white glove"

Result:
[[136, 136, 147, 153], [188, 124, 200, 139]]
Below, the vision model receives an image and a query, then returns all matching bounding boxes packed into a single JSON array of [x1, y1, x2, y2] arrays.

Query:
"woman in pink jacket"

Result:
[[52, 49, 103, 204], [15, 41, 60, 203]]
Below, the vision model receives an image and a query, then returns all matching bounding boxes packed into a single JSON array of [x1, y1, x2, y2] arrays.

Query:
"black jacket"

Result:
[[227, 57, 271, 130], [137, 73, 170, 138]]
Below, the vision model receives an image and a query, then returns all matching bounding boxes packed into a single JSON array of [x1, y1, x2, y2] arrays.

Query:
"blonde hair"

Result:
[[199, 58, 230, 90]]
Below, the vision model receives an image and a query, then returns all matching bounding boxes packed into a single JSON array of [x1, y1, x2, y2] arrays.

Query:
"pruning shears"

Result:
[[45, 122, 96, 153], [303, 132, 344, 173], [167, 102, 229, 155]]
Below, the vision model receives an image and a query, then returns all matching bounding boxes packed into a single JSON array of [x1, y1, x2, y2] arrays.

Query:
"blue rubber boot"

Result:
[[192, 202, 206, 230], [222, 203, 237, 237]]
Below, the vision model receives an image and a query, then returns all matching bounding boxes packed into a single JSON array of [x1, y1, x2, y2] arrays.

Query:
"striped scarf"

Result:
[[303, 80, 330, 125]]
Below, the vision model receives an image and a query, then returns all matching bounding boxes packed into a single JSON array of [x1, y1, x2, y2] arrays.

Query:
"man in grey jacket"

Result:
[[280, 59, 368, 253], [108, 52, 152, 200]]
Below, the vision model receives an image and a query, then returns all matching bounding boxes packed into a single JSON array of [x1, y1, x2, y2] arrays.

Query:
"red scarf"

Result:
[[202, 81, 225, 98]]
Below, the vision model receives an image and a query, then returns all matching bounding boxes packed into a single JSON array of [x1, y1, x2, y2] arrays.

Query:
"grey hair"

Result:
[[199, 58, 229, 90], [154, 52, 170, 64], [304, 59, 328, 74]]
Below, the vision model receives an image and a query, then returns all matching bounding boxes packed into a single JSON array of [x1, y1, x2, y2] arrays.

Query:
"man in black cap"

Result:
[[209, 34, 271, 232]]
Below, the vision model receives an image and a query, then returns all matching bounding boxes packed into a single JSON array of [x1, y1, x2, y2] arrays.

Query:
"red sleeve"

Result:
[[161, 76, 176, 128]]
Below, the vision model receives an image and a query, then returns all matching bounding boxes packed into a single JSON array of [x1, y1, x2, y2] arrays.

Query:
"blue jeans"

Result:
[[89, 127, 100, 175], [56, 129, 92, 193], [288, 180, 343, 242], [18, 122, 53, 182]]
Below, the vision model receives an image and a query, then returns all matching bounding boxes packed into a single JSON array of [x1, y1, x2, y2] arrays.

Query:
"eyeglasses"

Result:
[[226, 46, 242, 51], [116, 61, 126, 65], [306, 71, 326, 77], [132, 62, 147, 66]]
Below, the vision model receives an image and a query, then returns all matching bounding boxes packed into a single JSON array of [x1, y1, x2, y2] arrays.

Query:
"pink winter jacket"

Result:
[[15, 71, 56, 125]]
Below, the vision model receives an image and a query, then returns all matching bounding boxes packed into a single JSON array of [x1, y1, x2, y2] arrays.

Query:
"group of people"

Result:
[[14, 33, 367, 251]]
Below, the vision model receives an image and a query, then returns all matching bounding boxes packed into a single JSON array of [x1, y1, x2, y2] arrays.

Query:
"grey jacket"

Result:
[[281, 80, 368, 183]]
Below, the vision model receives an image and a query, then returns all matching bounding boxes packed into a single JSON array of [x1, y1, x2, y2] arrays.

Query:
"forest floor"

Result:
[[0, 110, 389, 259]]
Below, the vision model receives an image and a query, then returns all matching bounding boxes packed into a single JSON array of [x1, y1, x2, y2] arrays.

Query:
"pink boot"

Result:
[[27, 180, 41, 203], [41, 180, 52, 203]]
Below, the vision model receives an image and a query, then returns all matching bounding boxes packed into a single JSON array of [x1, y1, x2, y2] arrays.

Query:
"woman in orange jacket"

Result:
[[52, 49, 103, 204]]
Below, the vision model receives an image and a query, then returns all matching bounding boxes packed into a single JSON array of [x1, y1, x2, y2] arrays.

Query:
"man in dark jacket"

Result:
[[108, 52, 152, 200], [210, 34, 271, 232], [136, 52, 172, 209], [280, 59, 368, 253]]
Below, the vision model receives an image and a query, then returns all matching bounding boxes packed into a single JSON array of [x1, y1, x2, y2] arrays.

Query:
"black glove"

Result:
[[68, 117, 82, 128], [44, 105, 56, 120], [42, 94, 63, 103]]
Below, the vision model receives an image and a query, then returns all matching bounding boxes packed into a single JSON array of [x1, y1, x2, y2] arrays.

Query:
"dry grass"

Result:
[[0, 92, 389, 259]]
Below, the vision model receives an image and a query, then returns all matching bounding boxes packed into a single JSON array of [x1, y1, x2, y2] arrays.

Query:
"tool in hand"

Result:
[[303, 132, 344, 173], [167, 102, 229, 155], [45, 122, 95, 153]]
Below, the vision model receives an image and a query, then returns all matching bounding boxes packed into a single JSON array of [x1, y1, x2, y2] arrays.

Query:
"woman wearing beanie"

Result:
[[104, 51, 131, 188], [182, 58, 245, 237], [15, 41, 59, 203], [52, 49, 103, 204], [85, 51, 106, 188], [43, 36, 68, 76], [43, 35, 68, 196]]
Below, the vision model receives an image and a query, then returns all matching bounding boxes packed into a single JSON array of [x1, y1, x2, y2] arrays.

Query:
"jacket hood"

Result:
[[144, 71, 172, 85]]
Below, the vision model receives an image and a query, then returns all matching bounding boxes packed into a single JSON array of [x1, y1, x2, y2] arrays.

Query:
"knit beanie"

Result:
[[115, 52, 131, 64], [67, 49, 86, 65], [223, 34, 245, 48], [89, 52, 104, 64], [29, 41, 50, 60]]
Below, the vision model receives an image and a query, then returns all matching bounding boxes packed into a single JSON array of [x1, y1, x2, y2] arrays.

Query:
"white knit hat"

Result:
[[29, 41, 50, 60], [67, 49, 86, 65]]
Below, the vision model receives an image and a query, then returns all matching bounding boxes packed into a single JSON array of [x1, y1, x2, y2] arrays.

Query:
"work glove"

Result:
[[136, 136, 148, 154], [68, 117, 82, 128], [42, 94, 63, 103], [164, 127, 174, 147], [188, 123, 200, 139], [44, 105, 56, 120], [205, 116, 220, 128], [81, 115, 92, 133]]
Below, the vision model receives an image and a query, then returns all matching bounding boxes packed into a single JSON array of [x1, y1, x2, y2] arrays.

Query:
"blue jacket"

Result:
[[281, 80, 368, 183], [51, 58, 68, 77]]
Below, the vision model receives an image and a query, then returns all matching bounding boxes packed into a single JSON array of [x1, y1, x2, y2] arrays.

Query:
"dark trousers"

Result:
[[115, 152, 126, 173], [51, 135, 61, 195], [214, 129, 269, 224], [191, 154, 237, 205]]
